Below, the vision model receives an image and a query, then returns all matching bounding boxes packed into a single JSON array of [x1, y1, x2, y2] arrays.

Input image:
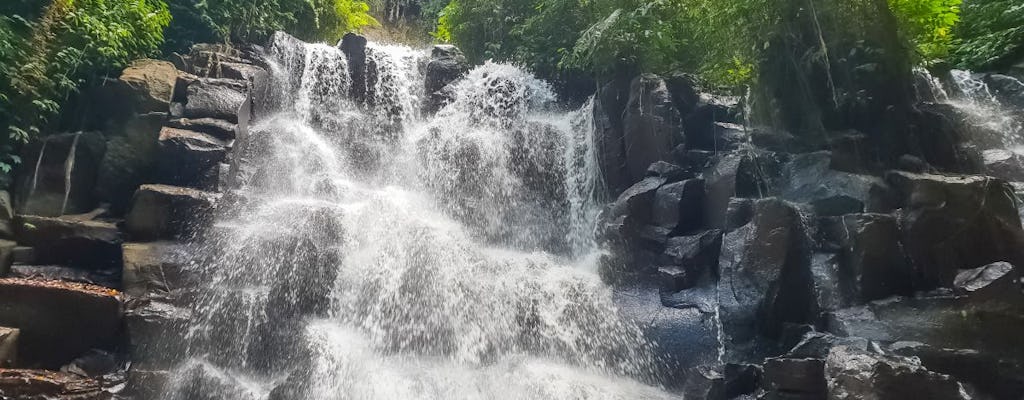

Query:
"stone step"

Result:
[[0, 368, 108, 399], [0, 278, 122, 368], [124, 184, 219, 241], [14, 215, 122, 269]]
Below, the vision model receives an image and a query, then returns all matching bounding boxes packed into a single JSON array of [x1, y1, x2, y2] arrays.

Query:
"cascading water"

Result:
[[155, 34, 675, 399]]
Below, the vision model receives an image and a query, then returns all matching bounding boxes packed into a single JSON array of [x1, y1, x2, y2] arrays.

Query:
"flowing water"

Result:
[[157, 34, 674, 399]]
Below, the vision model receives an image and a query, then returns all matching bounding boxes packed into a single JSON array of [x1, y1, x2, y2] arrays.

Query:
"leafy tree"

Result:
[[951, 0, 1024, 70]]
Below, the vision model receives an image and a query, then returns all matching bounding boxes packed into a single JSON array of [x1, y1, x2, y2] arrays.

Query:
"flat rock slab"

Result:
[[14, 215, 122, 269], [125, 184, 220, 241], [0, 278, 122, 368], [0, 368, 109, 399]]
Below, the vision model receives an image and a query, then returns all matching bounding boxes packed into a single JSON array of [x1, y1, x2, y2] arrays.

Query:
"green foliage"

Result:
[[163, 0, 378, 50], [951, 0, 1024, 70], [889, 0, 961, 62], [0, 0, 170, 154]]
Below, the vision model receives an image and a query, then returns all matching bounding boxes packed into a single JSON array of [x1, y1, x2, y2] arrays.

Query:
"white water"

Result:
[[157, 34, 673, 400]]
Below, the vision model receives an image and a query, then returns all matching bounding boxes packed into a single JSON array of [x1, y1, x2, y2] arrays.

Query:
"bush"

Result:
[[952, 0, 1024, 70]]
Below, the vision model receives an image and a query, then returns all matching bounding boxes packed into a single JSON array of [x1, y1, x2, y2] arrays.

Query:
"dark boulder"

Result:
[[704, 151, 786, 228], [95, 113, 165, 215], [423, 45, 469, 114], [0, 369, 109, 399], [645, 161, 689, 182], [780, 152, 894, 216], [762, 357, 827, 399], [671, 148, 716, 177], [0, 278, 121, 368], [981, 149, 1024, 182], [687, 122, 749, 151], [984, 73, 1024, 109], [609, 176, 667, 225], [681, 364, 761, 400], [889, 341, 1024, 399], [661, 230, 723, 288], [14, 215, 121, 268], [621, 74, 682, 182], [819, 214, 914, 303], [339, 33, 368, 103], [825, 344, 969, 400], [651, 178, 704, 232], [157, 127, 228, 188], [13, 132, 106, 217], [124, 184, 219, 241], [887, 171, 1024, 289], [121, 241, 191, 299], [124, 299, 190, 370], [593, 77, 632, 194], [952, 261, 1022, 302], [717, 198, 815, 343], [183, 78, 248, 122]]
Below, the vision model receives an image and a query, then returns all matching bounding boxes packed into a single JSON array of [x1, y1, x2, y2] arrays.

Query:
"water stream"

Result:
[[158, 35, 674, 399]]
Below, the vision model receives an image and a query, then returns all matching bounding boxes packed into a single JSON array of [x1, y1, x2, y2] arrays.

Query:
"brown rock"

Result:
[[118, 59, 178, 113], [0, 278, 122, 368], [14, 215, 122, 268], [0, 327, 17, 367], [124, 184, 219, 241]]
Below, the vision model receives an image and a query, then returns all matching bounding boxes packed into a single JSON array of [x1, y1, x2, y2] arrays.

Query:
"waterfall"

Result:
[[154, 36, 674, 400]]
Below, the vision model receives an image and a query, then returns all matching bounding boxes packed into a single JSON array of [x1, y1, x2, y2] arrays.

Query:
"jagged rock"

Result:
[[95, 113, 165, 214], [157, 127, 228, 188], [217, 62, 266, 82], [665, 72, 700, 115], [118, 59, 178, 113], [682, 97, 743, 148], [825, 344, 969, 400], [651, 178, 704, 232], [124, 184, 219, 241], [704, 151, 786, 228], [750, 127, 802, 153], [0, 278, 121, 368], [593, 78, 631, 194], [609, 176, 667, 225], [680, 364, 761, 400], [646, 161, 689, 182], [762, 357, 827, 399], [423, 45, 469, 114], [982, 149, 1024, 181], [887, 171, 1024, 289], [984, 73, 1024, 109], [13, 132, 107, 217], [122, 242, 190, 299], [952, 261, 1022, 301], [819, 214, 914, 303], [167, 117, 237, 141], [622, 74, 682, 182], [889, 341, 1024, 399], [808, 253, 845, 313], [0, 369, 109, 399], [688, 122, 749, 151], [672, 149, 716, 177], [661, 230, 723, 288], [781, 152, 893, 216], [0, 327, 17, 367], [184, 78, 248, 122], [718, 198, 815, 342], [14, 215, 122, 268], [896, 154, 929, 173], [60, 349, 118, 378], [723, 198, 755, 231]]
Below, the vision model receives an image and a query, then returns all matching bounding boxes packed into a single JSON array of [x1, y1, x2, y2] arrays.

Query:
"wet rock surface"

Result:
[[0, 369, 110, 399]]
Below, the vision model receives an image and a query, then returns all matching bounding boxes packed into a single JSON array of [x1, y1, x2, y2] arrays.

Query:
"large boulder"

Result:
[[167, 117, 237, 141], [621, 74, 683, 182], [118, 59, 178, 113], [0, 369, 109, 399], [660, 229, 723, 290], [952, 261, 1022, 302], [94, 113, 165, 215], [339, 33, 369, 103], [14, 215, 122, 268], [593, 78, 631, 194], [887, 171, 1024, 289], [609, 176, 668, 225], [0, 327, 17, 367], [981, 149, 1024, 182], [124, 184, 219, 241], [13, 132, 107, 217], [984, 73, 1024, 109], [183, 78, 248, 122], [423, 45, 469, 114], [122, 241, 191, 299], [124, 299, 190, 370], [819, 214, 914, 303], [0, 278, 121, 368], [889, 341, 1024, 399], [717, 198, 815, 343], [704, 151, 786, 228], [651, 178, 704, 233], [157, 127, 228, 188], [780, 152, 894, 216]]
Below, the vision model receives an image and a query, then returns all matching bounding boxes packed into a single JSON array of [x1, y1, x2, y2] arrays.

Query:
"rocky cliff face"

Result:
[[594, 56, 1024, 399]]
